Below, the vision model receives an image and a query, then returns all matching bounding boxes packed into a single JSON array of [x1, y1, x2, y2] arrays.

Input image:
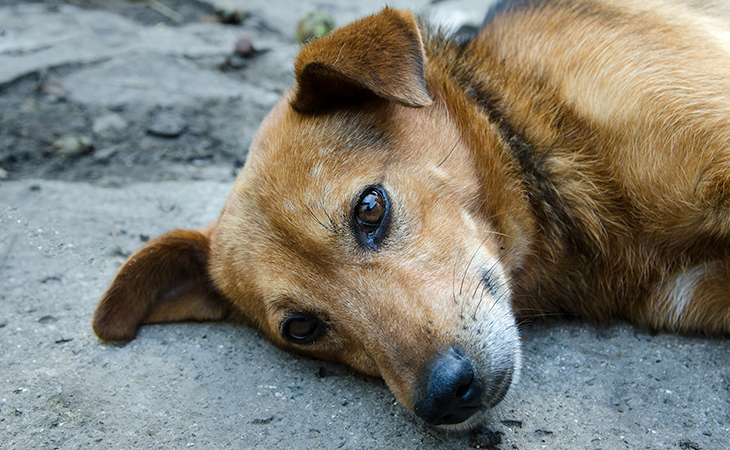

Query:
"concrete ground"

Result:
[[1, 1, 729, 449]]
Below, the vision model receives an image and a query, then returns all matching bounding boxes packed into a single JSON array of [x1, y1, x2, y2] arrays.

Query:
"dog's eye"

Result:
[[282, 313, 326, 345], [353, 186, 390, 250], [356, 189, 385, 233]]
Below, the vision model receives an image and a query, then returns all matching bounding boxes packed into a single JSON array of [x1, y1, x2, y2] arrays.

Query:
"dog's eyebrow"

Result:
[[323, 109, 393, 151], [358, 124, 392, 149], [340, 124, 392, 151]]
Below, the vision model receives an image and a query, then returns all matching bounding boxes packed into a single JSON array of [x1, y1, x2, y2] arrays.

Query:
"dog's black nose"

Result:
[[413, 347, 482, 426]]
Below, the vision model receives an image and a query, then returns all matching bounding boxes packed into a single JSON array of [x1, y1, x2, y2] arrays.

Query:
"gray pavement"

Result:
[[1, 1, 729, 449]]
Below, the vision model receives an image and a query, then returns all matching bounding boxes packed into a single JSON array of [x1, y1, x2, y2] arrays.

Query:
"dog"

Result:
[[93, 0, 730, 429]]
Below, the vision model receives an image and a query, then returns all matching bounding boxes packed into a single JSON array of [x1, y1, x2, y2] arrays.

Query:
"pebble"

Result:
[[470, 428, 503, 449], [0, 167, 8, 180], [147, 111, 187, 138], [296, 10, 335, 44], [53, 135, 94, 157], [235, 37, 255, 57], [93, 144, 123, 162], [92, 113, 129, 137], [37, 73, 68, 102]]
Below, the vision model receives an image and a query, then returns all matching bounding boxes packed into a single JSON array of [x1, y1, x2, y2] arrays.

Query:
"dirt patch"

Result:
[[0, 70, 262, 184], [0, 0, 288, 185]]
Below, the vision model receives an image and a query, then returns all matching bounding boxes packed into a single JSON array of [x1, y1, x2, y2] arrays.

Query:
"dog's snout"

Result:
[[413, 347, 482, 426]]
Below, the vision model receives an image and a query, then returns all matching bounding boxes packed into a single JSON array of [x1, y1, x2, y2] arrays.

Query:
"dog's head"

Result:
[[94, 8, 524, 429]]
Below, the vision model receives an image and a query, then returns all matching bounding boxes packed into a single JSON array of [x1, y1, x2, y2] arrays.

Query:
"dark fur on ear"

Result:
[[292, 7, 432, 113], [93, 228, 231, 342]]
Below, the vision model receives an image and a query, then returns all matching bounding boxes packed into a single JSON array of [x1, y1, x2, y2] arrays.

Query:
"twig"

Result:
[[147, 0, 184, 24], [110, 222, 130, 257]]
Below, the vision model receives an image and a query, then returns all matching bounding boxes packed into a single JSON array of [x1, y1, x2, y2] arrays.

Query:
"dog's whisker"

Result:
[[306, 204, 334, 233], [319, 198, 341, 233], [452, 251, 463, 305], [437, 129, 465, 168], [459, 234, 491, 296], [467, 236, 531, 320], [461, 227, 536, 313]]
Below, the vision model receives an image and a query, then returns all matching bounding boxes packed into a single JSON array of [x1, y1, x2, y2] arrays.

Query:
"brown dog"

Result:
[[93, 0, 730, 429]]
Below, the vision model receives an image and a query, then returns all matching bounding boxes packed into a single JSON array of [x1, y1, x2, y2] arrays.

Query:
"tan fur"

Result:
[[93, 0, 730, 429]]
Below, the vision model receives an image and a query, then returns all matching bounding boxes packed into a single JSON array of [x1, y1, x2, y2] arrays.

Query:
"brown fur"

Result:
[[93, 0, 730, 429]]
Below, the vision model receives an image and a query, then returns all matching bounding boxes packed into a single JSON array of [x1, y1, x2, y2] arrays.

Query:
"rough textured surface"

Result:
[[1, 1, 729, 449]]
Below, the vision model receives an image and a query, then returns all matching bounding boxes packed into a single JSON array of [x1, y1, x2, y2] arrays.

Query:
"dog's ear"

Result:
[[93, 227, 231, 342], [292, 7, 432, 112]]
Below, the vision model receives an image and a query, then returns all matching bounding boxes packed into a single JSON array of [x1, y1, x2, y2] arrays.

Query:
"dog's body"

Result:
[[93, 0, 730, 429]]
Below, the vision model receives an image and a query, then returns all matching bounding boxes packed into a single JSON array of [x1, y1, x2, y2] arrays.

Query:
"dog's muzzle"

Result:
[[413, 347, 483, 426]]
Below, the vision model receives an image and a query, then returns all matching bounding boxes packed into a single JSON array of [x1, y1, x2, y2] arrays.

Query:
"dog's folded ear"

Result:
[[93, 227, 231, 342], [292, 7, 432, 113]]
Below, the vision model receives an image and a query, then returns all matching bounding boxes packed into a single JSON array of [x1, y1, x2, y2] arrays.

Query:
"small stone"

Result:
[[678, 440, 702, 450], [93, 144, 123, 162], [296, 10, 335, 44], [500, 419, 523, 429], [53, 135, 94, 157], [147, 111, 187, 138], [235, 37, 255, 57], [37, 73, 68, 102], [92, 113, 129, 137], [214, 3, 247, 24], [470, 428, 503, 449], [0, 167, 8, 180], [250, 416, 274, 425]]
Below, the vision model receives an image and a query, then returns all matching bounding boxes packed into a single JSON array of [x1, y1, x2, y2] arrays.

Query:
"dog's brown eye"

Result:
[[287, 318, 314, 339], [282, 313, 326, 345], [356, 189, 385, 233], [352, 186, 390, 250]]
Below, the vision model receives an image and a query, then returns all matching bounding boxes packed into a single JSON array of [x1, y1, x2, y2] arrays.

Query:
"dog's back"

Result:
[[437, 0, 730, 333]]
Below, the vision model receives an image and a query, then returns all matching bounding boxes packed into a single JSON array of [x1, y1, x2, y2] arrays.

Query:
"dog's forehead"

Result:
[[249, 98, 394, 167]]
